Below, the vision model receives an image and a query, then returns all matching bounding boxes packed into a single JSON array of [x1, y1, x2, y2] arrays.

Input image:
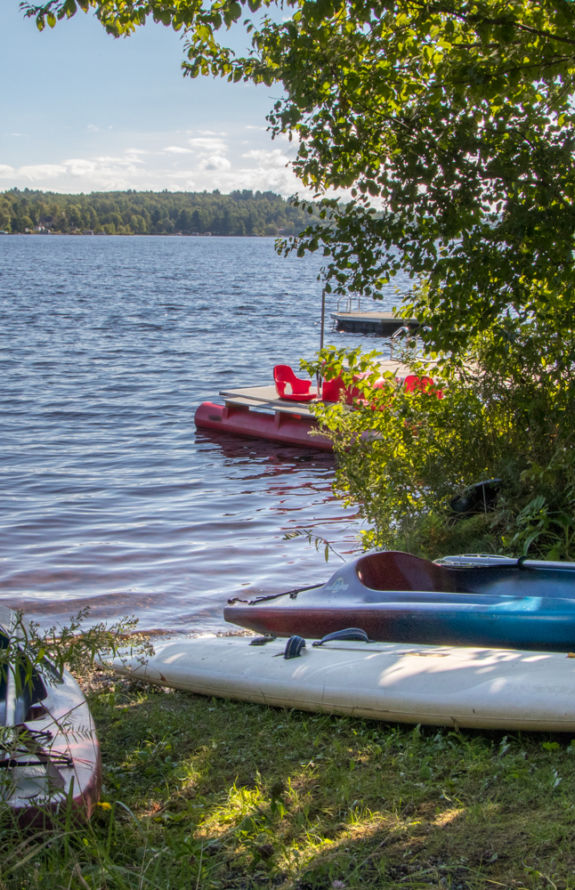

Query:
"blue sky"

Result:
[[1, 4, 301, 195]]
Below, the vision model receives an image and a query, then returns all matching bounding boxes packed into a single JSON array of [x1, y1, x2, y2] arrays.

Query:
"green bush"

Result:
[[305, 326, 575, 560]]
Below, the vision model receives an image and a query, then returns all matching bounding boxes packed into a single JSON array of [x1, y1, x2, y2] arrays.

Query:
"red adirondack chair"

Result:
[[273, 365, 317, 401]]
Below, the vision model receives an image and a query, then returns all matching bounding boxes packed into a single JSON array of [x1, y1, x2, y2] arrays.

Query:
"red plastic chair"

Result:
[[404, 374, 443, 398], [322, 373, 390, 405], [321, 375, 347, 402], [273, 365, 317, 401]]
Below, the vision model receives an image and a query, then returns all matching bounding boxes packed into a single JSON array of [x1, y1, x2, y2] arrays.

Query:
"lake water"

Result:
[[0, 235, 399, 635]]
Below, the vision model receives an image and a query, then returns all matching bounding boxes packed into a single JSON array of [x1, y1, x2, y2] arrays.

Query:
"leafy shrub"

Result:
[[305, 325, 575, 560]]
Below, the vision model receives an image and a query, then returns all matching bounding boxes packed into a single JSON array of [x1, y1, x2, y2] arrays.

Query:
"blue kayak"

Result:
[[224, 551, 575, 652]]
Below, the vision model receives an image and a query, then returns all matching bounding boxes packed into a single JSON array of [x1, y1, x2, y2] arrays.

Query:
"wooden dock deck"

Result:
[[219, 359, 426, 410], [219, 384, 316, 416], [196, 359, 439, 450]]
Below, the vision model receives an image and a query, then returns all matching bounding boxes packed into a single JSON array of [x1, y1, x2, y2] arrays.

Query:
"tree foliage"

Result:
[[0, 188, 309, 235], [22, 0, 575, 557], [305, 341, 575, 559], [23, 1, 575, 346]]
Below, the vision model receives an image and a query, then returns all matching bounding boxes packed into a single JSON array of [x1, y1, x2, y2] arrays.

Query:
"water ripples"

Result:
[[0, 235, 400, 634]]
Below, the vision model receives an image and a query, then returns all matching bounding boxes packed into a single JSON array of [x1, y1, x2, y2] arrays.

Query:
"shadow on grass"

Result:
[[2, 676, 575, 889]]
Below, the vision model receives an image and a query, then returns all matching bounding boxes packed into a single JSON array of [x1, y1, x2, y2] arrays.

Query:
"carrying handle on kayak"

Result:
[[278, 628, 371, 658], [283, 636, 306, 659], [312, 628, 371, 647]]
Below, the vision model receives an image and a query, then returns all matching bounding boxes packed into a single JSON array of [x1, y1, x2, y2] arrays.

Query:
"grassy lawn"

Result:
[[2, 668, 575, 889]]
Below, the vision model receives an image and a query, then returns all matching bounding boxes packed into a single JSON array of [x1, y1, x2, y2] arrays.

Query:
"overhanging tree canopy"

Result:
[[22, 0, 575, 557], [23, 0, 575, 355]]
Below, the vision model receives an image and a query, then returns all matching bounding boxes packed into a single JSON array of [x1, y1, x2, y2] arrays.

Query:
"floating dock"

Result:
[[194, 360, 424, 450], [194, 385, 332, 450], [331, 310, 419, 336]]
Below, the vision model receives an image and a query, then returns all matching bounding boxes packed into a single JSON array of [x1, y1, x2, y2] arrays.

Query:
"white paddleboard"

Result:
[[109, 635, 575, 732]]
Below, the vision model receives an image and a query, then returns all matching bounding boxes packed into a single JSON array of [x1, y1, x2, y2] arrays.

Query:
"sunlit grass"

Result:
[[2, 672, 575, 889]]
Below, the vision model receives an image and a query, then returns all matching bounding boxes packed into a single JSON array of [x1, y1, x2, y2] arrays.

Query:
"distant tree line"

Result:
[[0, 189, 312, 236]]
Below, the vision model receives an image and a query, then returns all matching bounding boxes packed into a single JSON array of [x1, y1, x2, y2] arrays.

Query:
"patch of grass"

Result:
[[2, 672, 575, 889]]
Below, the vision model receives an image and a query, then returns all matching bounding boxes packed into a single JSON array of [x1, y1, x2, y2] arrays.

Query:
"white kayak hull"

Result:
[[0, 601, 101, 822], [110, 635, 575, 733]]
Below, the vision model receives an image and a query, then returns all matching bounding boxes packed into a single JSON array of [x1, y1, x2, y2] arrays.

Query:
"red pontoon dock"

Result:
[[194, 358, 426, 451], [194, 384, 333, 451]]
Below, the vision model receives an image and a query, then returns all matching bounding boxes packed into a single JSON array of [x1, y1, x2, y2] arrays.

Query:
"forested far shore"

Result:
[[0, 189, 312, 236]]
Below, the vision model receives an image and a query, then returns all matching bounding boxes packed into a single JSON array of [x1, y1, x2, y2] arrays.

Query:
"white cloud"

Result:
[[186, 134, 229, 154], [199, 155, 232, 172], [125, 148, 149, 159], [242, 148, 291, 168], [64, 159, 98, 177], [17, 164, 67, 181], [0, 126, 313, 197]]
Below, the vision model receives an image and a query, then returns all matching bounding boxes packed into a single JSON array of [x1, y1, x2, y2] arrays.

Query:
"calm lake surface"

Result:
[[0, 235, 400, 634]]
